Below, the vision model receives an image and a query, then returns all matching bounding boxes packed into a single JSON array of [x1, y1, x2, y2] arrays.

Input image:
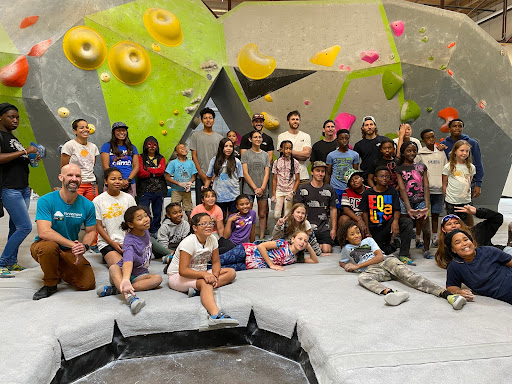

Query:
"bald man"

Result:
[[31, 164, 97, 300]]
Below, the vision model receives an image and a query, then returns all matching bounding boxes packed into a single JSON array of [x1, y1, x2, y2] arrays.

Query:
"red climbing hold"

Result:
[[447, 42, 456, 48], [447, 69, 453, 76], [0, 56, 29, 87], [28, 39, 52, 57], [438, 107, 459, 133], [20, 16, 39, 29]]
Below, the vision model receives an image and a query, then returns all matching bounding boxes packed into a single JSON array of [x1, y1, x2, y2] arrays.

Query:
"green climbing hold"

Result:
[[421, 36, 429, 43], [401, 99, 421, 123], [419, 27, 426, 33], [385, 132, 399, 140], [427, 107, 433, 112], [429, 56, 434, 61], [440, 64, 447, 70], [381, 68, 404, 100]]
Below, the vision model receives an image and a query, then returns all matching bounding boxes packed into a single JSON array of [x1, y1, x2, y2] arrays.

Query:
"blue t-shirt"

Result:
[[165, 158, 198, 192], [100, 142, 139, 183], [340, 237, 380, 272], [206, 157, 243, 203], [326, 149, 360, 190], [446, 246, 512, 304], [118, 230, 152, 277], [35, 191, 96, 249]]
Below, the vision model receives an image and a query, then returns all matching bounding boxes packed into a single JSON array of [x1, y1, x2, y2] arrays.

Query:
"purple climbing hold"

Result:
[[390, 21, 404, 37], [360, 50, 380, 64]]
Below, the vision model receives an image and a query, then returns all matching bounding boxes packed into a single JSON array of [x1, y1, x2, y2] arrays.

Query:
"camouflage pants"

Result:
[[358, 257, 444, 296]]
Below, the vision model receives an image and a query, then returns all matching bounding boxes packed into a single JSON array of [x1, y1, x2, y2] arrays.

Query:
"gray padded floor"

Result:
[[2, 199, 512, 383]]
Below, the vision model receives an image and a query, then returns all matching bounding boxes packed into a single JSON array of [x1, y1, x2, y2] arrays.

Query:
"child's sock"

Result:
[[440, 290, 451, 299]]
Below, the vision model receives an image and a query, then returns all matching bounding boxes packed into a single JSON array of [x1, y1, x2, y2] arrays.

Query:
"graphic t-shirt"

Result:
[[165, 158, 198, 192], [395, 163, 427, 204], [241, 149, 270, 195], [369, 158, 399, 189], [442, 163, 476, 204], [326, 149, 360, 190], [206, 157, 243, 203], [0, 131, 29, 189], [168, 234, 218, 275], [118, 230, 152, 277], [341, 186, 369, 214], [339, 237, 381, 272], [296, 183, 338, 233], [61, 140, 99, 183], [359, 187, 400, 229], [35, 191, 96, 249], [100, 143, 139, 183], [272, 157, 300, 193], [245, 239, 297, 269], [93, 191, 136, 250], [228, 210, 257, 245]]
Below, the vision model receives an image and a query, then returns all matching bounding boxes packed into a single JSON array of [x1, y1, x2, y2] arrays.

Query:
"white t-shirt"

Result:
[[393, 137, 422, 151], [61, 140, 99, 183], [93, 191, 136, 250], [277, 130, 312, 180], [168, 234, 218, 275], [442, 163, 476, 204]]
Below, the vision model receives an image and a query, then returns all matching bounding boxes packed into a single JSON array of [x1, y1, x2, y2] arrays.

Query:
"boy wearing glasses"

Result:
[[359, 166, 415, 265]]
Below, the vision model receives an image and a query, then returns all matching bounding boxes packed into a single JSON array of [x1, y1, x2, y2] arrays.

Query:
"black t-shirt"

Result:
[[296, 182, 338, 233], [310, 140, 338, 164], [369, 158, 399, 189], [359, 187, 400, 229], [0, 131, 30, 189], [353, 135, 386, 178], [240, 130, 275, 153]]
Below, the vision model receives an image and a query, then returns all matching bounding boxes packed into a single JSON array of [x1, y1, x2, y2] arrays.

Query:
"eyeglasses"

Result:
[[377, 174, 390, 179], [442, 214, 460, 225], [197, 221, 215, 227]]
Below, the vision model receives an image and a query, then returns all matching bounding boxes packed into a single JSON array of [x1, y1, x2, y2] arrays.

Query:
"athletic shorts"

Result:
[[430, 194, 443, 215]]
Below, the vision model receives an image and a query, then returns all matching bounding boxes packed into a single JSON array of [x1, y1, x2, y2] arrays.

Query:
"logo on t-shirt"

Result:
[[368, 194, 393, 225], [103, 203, 124, 220], [53, 211, 64, 221]]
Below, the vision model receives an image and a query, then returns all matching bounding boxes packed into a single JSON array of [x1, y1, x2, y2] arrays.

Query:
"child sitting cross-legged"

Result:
[[338, 220, 466, 309]]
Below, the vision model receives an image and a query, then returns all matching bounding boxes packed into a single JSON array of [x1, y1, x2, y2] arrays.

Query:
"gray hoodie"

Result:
[[157, 214, 190, 250], [416, 146, 447, 194]]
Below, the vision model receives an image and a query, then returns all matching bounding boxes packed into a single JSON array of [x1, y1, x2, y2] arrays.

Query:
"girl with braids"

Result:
[[204, 138, 243, 219], [271, 140, 300, 219], [61, 118, 99, 201], [100, 122, 139, 197], [367, 137, 398, 189]]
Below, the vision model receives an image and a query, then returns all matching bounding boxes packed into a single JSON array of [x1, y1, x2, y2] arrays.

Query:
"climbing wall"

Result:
[[0, 0, 510, 208]]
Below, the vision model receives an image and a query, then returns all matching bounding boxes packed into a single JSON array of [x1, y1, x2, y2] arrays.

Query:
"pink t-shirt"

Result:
[[272, 157, 300, 193], [190, 204, 224, 233]]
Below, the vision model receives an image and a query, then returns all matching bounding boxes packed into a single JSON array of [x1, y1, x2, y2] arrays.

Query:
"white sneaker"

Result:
[[447, 294, 467, 310], [384, 291, 410, 306]]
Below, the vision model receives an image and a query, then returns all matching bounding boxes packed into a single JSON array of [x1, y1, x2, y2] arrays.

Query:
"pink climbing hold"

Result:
[[334, 112, 356, 133], [390, 21, 404, 37], [360, 50, 380, 64], [339, 65, 352, 71], [304, 100, 310, 106], [28, 38, 52, 57], [339, 64, 344, 70]]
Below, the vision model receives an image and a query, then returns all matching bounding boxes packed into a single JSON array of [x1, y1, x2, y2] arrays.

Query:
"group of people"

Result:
[[2, 101, 512, 329]]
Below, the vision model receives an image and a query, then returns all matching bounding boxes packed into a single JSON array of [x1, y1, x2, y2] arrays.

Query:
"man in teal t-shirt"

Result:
[[31, 164, 97, 300]]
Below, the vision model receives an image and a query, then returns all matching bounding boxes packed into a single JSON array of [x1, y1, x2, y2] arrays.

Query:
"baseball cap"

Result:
[[311, 161, 327, 170], [252, 113, 265, 121], [112, 121, 129, 130], [362, 116, 376, 125], [344, 168, 364, 184]]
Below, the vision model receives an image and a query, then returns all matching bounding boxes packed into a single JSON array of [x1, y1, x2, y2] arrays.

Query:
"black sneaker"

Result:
[[33, 285, 57, 300]]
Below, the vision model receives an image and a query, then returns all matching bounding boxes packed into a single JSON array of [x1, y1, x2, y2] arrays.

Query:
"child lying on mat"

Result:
[[338, 220, 466, 309]]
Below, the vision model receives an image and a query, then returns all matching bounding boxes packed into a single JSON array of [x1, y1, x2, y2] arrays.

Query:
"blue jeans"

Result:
[[218, 244, 247, 271], [139, 192, 163, 234], [1, 187, 32, 266]]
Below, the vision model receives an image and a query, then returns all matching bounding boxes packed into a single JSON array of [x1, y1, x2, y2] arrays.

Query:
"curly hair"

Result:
[[337, 220, 359, 247]]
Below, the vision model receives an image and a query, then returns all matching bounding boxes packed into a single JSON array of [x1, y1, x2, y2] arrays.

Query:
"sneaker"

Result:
[[96, 285, 119, 297], [0, 267, 14, 278], [188, 287, 199, 298], [162, 254, 173, 265], [415, 240, 424, 249], [33, 285, 58, 300], [384, 290, 410, 306], [398, 256, 416, 266], [90, 245, 100, 253], [7, 263, 26, 271], [431, 239, 438, 247], [126, 294, 145, 314], [447, 294, 467, 310], [208, 310, 239, 329], [423, 250, 434, 259]]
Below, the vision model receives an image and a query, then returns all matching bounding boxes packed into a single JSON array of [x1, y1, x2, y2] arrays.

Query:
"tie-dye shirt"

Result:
[[395, 163, 427, 204], [245, 239, 297, 269], [206, 157, 243, 203]]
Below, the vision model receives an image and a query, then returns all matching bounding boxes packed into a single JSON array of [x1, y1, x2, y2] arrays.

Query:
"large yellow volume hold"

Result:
[[62, 26, 107, 70], [309, 45, 341, 67], [143, 8, 183, 47], [108, 41, 151, 85], [262, 112, 279, 130], [237, 44, 276, 80]]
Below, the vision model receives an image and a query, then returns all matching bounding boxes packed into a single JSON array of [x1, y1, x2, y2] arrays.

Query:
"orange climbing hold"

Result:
[[20, 16, 39, 29], [28, 39, 52, 57], [447, 42, 456, 48], [438, 107, 459, 133], [0, 56, 29, 87], [447, 69, 453, 76]]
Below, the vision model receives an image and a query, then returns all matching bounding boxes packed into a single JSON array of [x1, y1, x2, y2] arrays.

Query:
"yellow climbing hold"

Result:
[[161, 130, 168, 136], [58, 107, 69, 118], [237, 44, 276, 80], [264, 94, 273, 102], [108, 41, 151, 85], [62, 26, 107, 70], [262, 112, 279, 130], [152, 43, 161, 52], [309, 45, 340, 67], [159, 120, 165, 126], [100, 72, 110, 82], [143, 8, 183, 47], [88, 123, 95, 134], [173, 110, 179, 115]]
